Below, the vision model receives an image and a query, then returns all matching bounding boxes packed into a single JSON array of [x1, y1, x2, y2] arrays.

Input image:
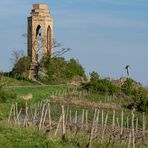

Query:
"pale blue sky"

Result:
[[0, 0, 148, 85]]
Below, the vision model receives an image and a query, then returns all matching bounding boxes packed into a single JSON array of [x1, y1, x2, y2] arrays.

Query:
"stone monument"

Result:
[[27, 4, 53, 80]]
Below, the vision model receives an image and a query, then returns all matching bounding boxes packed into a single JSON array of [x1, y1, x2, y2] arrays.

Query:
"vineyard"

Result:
[[6, 89, 148, 148]]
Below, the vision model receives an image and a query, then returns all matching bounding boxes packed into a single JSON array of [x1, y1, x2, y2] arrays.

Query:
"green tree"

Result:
[[66, 58, 85, 80], [11, 56, 31, 79], [39, 56, 86, 84], [90, 71, 100, 82]]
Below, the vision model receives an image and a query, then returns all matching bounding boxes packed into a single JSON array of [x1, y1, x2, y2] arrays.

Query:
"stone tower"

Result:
[[27, 4, 53, 80]]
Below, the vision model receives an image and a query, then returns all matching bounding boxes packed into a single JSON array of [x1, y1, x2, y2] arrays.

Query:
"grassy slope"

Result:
[[0, 85, 68, 119], [0, 76, 38, 86], [0, 122, 63, 148], [0, 77, 148, 147], [0, 122, 132, 148], [0, 122, 146, 148]]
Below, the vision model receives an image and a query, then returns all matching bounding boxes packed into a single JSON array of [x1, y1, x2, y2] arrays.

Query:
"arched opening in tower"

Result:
[[36, 25, 42, 62], [47, 26, 51, 55]]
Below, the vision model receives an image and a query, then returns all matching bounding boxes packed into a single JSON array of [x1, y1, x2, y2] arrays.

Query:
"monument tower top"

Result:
[[33, 4, 49, 10]]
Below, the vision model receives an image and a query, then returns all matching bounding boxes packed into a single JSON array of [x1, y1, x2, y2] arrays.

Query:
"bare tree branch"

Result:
[[10, 49, 25, 65]]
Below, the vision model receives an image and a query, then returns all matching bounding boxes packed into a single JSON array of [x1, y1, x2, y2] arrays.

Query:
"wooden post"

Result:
[[131, 109, 135, 148], [69, 109, 72, 124], [101, 112, 109, 144], [24, 101, 28, 128], [88, 109, 97, 148], [15, 103, 18, 119], [75, 110, 78, 124], [111, 110, 115, 143], [112, 110, 115, 129], [17, 108, 22, 125], [65, 106, 69, 125], [47, 103, 51, 130], [120, 110, 124, 136], [42, 106, 48, 127], [8, 104, 14, 123], [38, 104, 46, 130], [128, 128, 132, 148], [33, 108, 37, 125], [127, 116, 129, 129], [13, 104, 16, 123], [94, 110, 100, 133], [142, 112, 145, 139], [101, 110, 104, 129], [81, 109, 85, 128], [54, 115, 62, 136], [136, 117, 138, 133], [62, 105, 66, 139], [85, 110, 88, 129], [116, 117, 119, 128]]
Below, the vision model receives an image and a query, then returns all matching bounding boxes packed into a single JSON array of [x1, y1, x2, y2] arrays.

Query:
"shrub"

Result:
[[130, 87, 148, 112], [84, 71, 118, 95], [11, 56, 31, 80], [121, 78, 134, 95], [0, 86, 16, 103], [0, 90, 8, 103], [121, 79, 148, 112], [39, 56, 86, 84]]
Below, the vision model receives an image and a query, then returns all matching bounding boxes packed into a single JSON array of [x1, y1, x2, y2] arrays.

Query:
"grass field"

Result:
[[0, 85, 69, 119], [0, 75, 38, 86], [0, 122, 65, 148], [0, 122, 133, 148], [1, 84, 148, 126], [0, 77, 148, 147]]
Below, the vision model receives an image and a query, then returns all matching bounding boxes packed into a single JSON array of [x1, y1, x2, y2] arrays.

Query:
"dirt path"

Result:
[[49, 96, 122, 110]]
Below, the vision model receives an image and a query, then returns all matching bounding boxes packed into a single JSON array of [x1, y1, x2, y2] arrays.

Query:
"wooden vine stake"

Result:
[[94, 109, 100, 133], [47, 103, 52, 130], [128, 109, 135, 148], [127, 116, 129, 129], [101, 110, 104, 129], [75, 110, 78, 124], [85, 110, 88, 130], [120, 110, 124, 137], [54, 115, 62, 136], [116, 117, 119, 128], [131, 109, 135, 148], [69, 109, 72, 124], [136, 117, 138, 133], [33, 108, 37, 125], [17, 108, 22, 125], [13, 104, 16, 123], [38, 104, 46, 130], [8, 104, 14, 123], [65, 106, 69, 125], [142, 112, 146, 139], [128, 129, 132, 148], [88, 109, 97, 148], [22, 93, 32, 128], [42, 105, 48, 127], [101, 111, 109, 145], [15, 103, 18, 120], [62, 105, 66, 139], [81, 109, 85, 128], [111, 110, 115, 143]]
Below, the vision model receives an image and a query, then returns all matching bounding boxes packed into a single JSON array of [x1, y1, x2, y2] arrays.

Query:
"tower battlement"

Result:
[[33, 4, 49, 10]]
